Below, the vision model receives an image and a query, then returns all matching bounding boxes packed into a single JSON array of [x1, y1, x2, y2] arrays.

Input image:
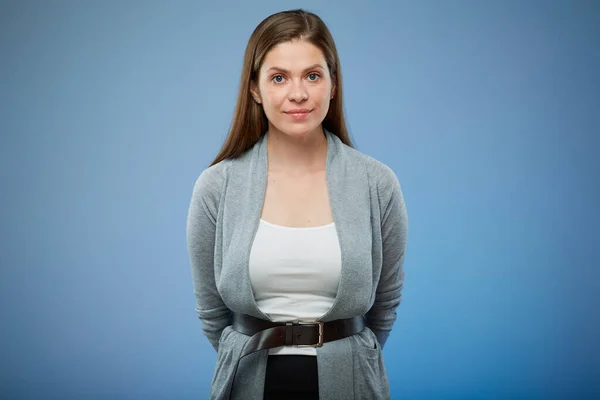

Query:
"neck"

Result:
[[266, 125, 328, 174]]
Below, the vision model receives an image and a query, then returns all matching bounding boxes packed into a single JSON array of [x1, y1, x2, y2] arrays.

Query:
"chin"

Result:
[[281, 122, 321, 136]]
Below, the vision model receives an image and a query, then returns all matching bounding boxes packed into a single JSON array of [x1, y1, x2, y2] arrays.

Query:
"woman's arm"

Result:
[[186, 168, 231, 352], [365, 167, 408, 349]]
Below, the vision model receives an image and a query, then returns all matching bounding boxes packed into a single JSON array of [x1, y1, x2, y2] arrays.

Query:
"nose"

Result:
[[287, 78, 308, 102]]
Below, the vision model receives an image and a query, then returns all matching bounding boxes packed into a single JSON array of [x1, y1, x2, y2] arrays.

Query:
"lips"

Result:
[[285, 109, 311, 120], [285, 109, 311, 115]]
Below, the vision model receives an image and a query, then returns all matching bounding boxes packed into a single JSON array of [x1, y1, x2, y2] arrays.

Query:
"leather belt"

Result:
[[222, 313, 365, 399]]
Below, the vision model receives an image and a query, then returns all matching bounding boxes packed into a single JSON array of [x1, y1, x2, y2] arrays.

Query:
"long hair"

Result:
[[208, 9, 353, 167]]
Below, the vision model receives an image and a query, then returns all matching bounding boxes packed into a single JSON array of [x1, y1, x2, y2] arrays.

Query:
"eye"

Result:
[[270, 73, 322, 84]]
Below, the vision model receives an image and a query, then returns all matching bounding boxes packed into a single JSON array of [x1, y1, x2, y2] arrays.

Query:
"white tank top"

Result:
[[248, 218, 342, 356]]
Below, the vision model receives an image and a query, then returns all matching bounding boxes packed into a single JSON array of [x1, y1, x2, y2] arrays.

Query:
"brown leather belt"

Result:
[[223, 313, 365, 399]]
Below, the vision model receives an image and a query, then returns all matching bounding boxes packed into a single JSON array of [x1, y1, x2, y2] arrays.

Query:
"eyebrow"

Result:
[[265, 64, 325, 74]]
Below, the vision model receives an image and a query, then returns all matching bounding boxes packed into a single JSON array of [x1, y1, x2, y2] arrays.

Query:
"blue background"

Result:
[[1, 0, 599, 398]]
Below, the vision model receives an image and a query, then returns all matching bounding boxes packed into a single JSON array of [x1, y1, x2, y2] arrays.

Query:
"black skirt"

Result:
[[263, 355, 319, 399]]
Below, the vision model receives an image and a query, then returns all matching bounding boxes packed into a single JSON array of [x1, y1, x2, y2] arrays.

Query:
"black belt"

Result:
[[222, 313, 365, 399]]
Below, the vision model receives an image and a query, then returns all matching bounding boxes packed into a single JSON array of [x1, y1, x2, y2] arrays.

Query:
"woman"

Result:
[[186, 9, 408, 400]]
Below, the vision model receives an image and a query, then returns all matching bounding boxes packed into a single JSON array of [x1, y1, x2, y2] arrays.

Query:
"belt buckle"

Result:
[[295, 321, 324, 348]]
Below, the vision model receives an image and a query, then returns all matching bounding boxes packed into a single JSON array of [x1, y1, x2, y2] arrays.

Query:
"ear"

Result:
[[330, 85, 336, 100], [250, 81, 262, 104]]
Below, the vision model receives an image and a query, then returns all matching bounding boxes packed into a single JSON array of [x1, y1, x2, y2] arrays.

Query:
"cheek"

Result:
[[262, 88, 284, 108], [313, 86, 331, 103], [313, 87, 331, 108]]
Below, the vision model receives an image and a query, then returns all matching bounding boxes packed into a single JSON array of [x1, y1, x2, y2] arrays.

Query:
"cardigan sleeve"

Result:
[[365, 166, 408, 349], [186, 167, 231, 352]]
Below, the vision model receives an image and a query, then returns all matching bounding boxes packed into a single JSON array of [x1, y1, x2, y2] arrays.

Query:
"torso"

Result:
[[260, 168, 334, 228]]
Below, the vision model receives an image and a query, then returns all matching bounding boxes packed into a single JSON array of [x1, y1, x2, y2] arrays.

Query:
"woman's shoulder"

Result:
[[344, 147, 406, 225], [344, 145, 402, 194], [191, 158, 232, 202], [192, 136, 262, 195]]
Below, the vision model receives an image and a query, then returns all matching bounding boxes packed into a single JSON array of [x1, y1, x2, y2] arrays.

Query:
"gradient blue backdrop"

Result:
[[1, 0, 598, 399]]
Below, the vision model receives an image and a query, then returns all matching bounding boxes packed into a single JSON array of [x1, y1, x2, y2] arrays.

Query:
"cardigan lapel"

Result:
[[229, 132, 271, 320], [318, 129, 373, 321]]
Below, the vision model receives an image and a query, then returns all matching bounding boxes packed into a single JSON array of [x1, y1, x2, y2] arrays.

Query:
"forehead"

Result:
[[261, 40, 327, 73]]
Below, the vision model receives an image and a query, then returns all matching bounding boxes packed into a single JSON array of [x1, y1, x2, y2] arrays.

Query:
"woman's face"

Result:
[[251, 39, 335, 139]]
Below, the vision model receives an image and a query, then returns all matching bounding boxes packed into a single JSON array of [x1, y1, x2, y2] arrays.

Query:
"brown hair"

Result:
[[208, 9, 353, 167]]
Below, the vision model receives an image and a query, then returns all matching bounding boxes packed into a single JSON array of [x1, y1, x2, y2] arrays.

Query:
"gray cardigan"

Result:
[[186, 129, 408, 399]]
